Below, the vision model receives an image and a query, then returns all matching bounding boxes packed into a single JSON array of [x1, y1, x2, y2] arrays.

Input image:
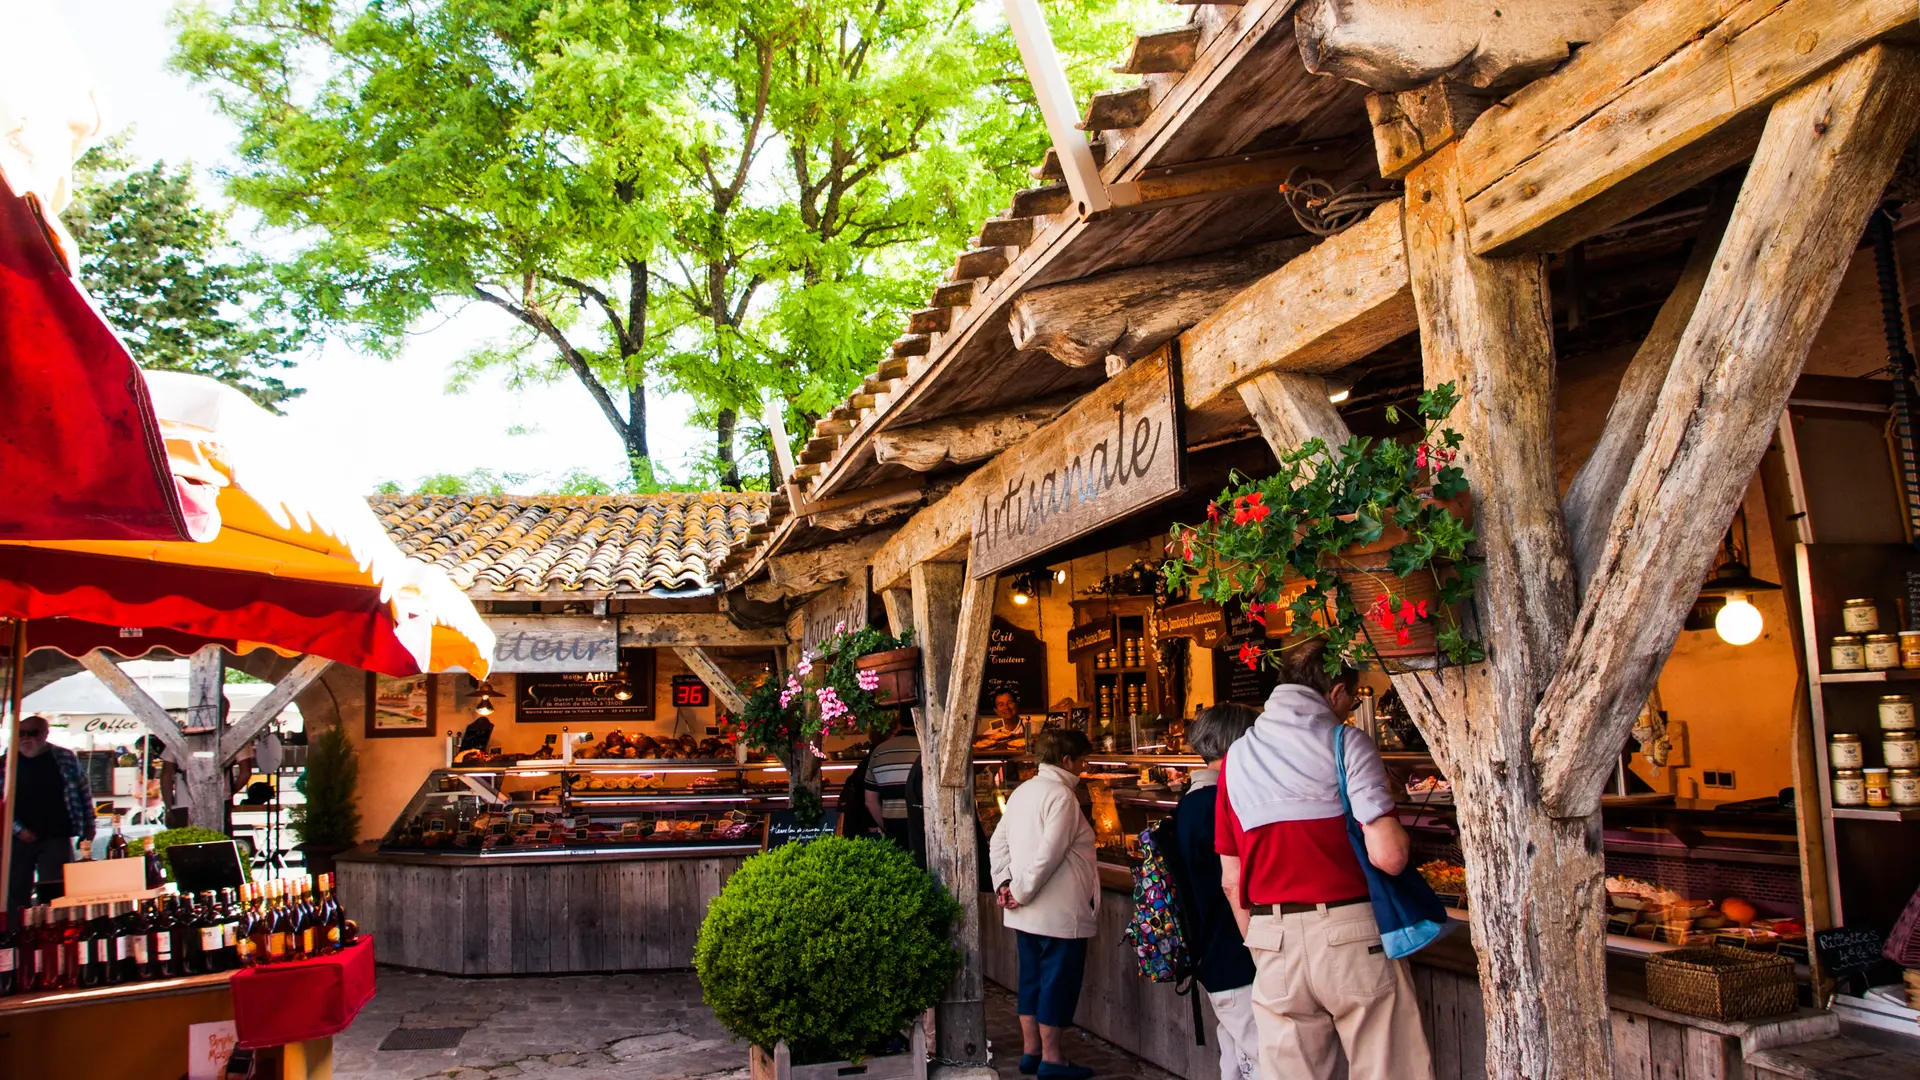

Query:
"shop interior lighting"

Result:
[[612, 684, 634, 701], [1326, 377, 1354, 404], [473, 679, 496, 716], [1694, 508, 1780, 646]]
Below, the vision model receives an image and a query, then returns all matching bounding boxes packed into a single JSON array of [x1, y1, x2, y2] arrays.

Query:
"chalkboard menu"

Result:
[[764, 810, 841, 850], [1814, 926, 1888, 980], [1213, 609, 1278, 707], [517, 648, 656, 721], [980, 617, 1047, 716]]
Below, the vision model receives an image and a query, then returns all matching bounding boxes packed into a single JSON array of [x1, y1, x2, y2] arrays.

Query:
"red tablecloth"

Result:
[[230, 937, 376, 1049]]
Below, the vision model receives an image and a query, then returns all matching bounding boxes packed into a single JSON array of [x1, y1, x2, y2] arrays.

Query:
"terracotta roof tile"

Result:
[[372, 493, 771, 595]]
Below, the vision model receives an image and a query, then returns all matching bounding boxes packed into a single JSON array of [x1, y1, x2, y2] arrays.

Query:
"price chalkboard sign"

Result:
[[1815, 926, 1888, 978], [1214, 608, 1277, 707], [764, 810, 841, 850], [980, 617, 1046, 716]]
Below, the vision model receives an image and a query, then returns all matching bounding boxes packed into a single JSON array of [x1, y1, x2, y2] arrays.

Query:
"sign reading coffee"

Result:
[[486, 615, 620, 673], [969, 348, 1185, 578]]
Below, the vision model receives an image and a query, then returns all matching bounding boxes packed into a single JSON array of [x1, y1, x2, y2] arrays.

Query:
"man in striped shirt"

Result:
[[864, 715, 921, 851]]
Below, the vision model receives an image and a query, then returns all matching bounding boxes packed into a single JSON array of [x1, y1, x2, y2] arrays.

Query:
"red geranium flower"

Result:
[[1246, 601, 1266, 627], [1396, 627, 1413, 646], [1207, 501, 1222, 524], [1232, 491, 1270, 526], [1416, 445, 1430, 470], [1238, 642, 1263, 671], [1415, 600, 1429, 620], [1400, 599, 1416, 625]]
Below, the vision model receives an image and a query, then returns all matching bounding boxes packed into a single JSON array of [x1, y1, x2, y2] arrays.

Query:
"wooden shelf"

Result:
[[1817, 668, 1920, 683], [1093, 666, 1151, 674], [1831, 806, 1920, 821]]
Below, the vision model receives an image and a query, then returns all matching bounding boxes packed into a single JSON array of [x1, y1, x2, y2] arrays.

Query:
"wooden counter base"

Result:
[[981, 891, 1840, 1080], [336, 845, 746, 975]]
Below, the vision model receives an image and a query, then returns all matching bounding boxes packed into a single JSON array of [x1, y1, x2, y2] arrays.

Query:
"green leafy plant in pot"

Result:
[[291, 724, 360, 876], [1164, 382, 1483, 674], [696, 836, 959, 1066]]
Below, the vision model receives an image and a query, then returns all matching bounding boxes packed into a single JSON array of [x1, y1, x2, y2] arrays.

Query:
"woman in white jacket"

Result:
[[990, 728, 1098, 1080]]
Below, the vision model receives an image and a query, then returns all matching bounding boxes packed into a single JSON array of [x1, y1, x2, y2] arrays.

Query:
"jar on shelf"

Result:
[[1834, 768, 1867, 806], [1830, 635, 1865, 671], [1891, 768, 1920, 806], [1842, 598, 1882, 633], [1880, 695, 1916, 731], [1901, 631, 1920, 669], [1866, 633, 1901, 671], [1865, 767, 1894, 807], [1884, 730, 1919, 768], [1830, 731, 1865, 769]]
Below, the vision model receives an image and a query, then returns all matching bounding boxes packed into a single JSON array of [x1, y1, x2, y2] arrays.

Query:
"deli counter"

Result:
[[336, 756, 847, 975]]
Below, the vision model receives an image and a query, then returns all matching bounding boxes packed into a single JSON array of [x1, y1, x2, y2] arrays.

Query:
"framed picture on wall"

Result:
[[366, 672, 437, 738]]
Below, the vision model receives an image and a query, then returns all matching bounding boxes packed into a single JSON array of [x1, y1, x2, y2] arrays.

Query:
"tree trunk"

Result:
[[716, 408, 740, 489], [626, 379, 651, 487]]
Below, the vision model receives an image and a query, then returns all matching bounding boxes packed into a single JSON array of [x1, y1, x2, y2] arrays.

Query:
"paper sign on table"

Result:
[[189, 1020, 239, 1080]]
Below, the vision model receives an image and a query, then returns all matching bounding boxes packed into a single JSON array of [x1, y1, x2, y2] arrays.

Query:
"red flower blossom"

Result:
[[1368, 593, 1396, 632], [1181, 528, 1198, 562], [1416, 445, 1430, 470], [1396, 627, 1413, 646], [1207, 501, 1222, 524], [1238, 642, 1263, 671], [1247, 601, 1266, 627], [1400, 599, 1416, 625], [1232, 491, 1270, 526], [1416, 600, 1429, 619]]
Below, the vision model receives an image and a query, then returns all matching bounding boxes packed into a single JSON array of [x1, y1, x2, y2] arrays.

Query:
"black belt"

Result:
[[1249, 896, 1369, 916]]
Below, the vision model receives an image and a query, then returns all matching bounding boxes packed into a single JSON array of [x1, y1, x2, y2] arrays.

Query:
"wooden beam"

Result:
[[1009, 239, 1309, 368], [78, 651, 187, 759], [1562, 186, 1734, 587], [1010, 184, 1073, 218], [1535, 45, 1920, 816], [615, 613, 788, 648], [940, 571, 996, 789], [1237, 372, 1351, 453], [1179, 201, 1415, 408], [932, 281, 975, 308], [1298, 0, 1641, 92], [766, 532, 890, 595], [1078, 84, 1153, 131], [976, 217, 1034, 248], [787, 477, 925, 519], [1114, 25, 1201, 75], [1459, 0, 1913, 255], [1106, 142, 1355, 215], [873, 398, 1072, 471], [906, 307, 952, 335], [892, 335, 931, 358], [951, 247, 1012, 281], [671, 646, 749, 715], [224, 655, 332, 762], [1366, 82, 1494, 180]]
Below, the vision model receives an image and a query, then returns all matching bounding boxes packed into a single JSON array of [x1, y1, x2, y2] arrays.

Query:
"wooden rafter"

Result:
[[671, 647, 749, 716]]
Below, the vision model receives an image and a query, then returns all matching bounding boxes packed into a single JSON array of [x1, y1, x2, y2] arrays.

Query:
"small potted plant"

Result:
[[292, 723, 361, 876], [1164, 382, 1482, 673], [696, 836, 958, 1078]]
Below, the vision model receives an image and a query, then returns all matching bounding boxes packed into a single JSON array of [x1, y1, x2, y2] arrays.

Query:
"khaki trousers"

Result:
[[1243, 904, 1433, 1080]]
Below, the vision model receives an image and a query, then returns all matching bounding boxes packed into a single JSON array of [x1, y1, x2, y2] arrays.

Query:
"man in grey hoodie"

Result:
[[1215, 643, 1432, 1080]]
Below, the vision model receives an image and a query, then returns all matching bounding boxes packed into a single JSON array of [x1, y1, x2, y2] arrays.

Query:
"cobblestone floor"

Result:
[[336, 969, 1179, 1080]]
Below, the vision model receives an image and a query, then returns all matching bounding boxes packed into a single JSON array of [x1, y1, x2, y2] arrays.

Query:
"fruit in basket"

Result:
[[1417, 860, 1466, 895], [1720, 897, 1758, 926]]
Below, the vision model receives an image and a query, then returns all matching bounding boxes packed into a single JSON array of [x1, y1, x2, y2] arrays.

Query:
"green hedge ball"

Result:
[[695, 836, 960, 1065]]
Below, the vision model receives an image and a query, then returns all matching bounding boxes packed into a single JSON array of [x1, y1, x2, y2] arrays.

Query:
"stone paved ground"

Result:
[[337, 969, 1180, 1080]]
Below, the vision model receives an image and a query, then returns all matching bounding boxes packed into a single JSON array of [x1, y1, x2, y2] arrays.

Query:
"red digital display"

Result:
[[671, 675, 710, 708]]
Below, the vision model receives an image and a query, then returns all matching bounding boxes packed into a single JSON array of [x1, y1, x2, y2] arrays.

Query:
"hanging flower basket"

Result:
[[737, 627, 917, 762], [1164, 383, 1484, 675], [854, 646, 922, 707]]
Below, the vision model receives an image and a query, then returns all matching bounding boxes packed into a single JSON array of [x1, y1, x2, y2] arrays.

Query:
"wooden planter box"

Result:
[[747, 1018, 927, 1080], [855, 647, 922, 707]]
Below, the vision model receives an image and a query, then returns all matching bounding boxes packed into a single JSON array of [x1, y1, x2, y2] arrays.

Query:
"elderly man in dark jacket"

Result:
[[6, 714, 94, 907]]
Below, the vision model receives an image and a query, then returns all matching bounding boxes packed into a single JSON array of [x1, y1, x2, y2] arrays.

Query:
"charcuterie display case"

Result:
[[379, 759, 839, 858]]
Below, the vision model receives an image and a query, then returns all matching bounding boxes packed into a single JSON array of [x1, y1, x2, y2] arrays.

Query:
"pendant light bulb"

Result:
[[474, 696, 494, 717], [1013, 590, 1031, 605], [1714, 592, 1764, 646]]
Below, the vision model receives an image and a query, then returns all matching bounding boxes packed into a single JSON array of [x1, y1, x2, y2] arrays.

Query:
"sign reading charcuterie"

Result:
[[968, 348, 1185, 578], [486, 615, 620, 673]]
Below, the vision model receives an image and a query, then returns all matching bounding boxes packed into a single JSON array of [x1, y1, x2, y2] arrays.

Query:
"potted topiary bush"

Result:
[[291, 723, 360, 876], [696, 836, 959, 1078]]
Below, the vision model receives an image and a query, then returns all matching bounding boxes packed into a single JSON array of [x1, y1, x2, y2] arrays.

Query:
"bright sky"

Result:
[[68, 0, 710, 494]]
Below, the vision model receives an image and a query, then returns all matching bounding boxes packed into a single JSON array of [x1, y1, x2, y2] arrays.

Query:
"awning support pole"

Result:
[[1, 619, 26, 902], [999, 0, 1125, 218]]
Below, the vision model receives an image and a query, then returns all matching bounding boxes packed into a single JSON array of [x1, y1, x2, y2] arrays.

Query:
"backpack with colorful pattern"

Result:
[[1124, 815, 1194, 983]]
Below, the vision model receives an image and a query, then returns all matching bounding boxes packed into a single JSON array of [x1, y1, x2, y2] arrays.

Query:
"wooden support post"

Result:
[[181, 646, 229, 833], [670, 647, 749, 715], [908, 562, 993, 1068], [224, 655, 332, 763], [1399, 134, 1599, 1080], [78, 652, 187, 760]]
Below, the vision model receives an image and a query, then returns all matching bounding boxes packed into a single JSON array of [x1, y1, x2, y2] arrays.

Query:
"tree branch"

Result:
[[472, 284, 630, 443]]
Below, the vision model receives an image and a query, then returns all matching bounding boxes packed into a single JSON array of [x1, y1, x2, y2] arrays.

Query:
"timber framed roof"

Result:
[[375, 493, 771, 597], [715, 0, 1378, 587]]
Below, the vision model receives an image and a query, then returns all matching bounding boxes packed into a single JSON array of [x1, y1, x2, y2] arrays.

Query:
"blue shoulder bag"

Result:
[[1333, 723, 1448, 958]]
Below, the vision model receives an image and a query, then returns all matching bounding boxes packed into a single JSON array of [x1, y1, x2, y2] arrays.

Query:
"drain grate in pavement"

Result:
[[378, 1027, 470, 1051]]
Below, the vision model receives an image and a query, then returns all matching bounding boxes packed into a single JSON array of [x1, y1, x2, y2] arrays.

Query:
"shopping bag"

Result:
[[1334, 723, 1447, 958]]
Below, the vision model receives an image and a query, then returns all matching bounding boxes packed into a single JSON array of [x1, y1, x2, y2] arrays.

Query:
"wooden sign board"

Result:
[[1066, 617, 1119, 661], [1215, 608, 1278, 708], [1155, 600, 1228, 648], [799, 571, 871, 657], [517, 648, 656, 720], [764, 810, 841, 850], [1814, 926, 1887, 978], [980, 616, 1047, 716], [486, 615, 620, 673], [968, 349, 1185, 578]]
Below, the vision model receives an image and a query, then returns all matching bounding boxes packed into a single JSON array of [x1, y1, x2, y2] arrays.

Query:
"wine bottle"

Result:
[[110, 901, 139, 984], [267, 881, 294, 963], [150, 898, 178, 979], [217, 888, 242, 970], [144, 846, 165, 889], [316, 874, 343, 953], [244, 883, 274, 966], [126, 900, 154, 982], [77, 904, 106, 988], [106, 821, 129, 860]]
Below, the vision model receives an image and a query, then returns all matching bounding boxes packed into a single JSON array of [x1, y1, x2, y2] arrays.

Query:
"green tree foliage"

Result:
[[62, 138, 306, 409], [291, 724, 361, 848], [696, 836, 960, 1063], [170, 0, 1153, 488]]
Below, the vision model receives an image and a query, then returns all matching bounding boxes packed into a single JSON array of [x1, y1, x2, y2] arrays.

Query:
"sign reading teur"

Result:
[[969, 348, 1184, 578], [485, 615, 620, 673]]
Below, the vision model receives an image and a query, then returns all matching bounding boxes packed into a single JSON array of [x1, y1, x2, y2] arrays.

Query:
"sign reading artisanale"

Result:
[[969, 348, 1185, 578], [485, 615, 620, 673], [798, 571, 871, 657]]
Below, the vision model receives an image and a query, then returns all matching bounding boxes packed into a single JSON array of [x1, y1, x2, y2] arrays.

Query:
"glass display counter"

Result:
[[379, 759, 844, 858]]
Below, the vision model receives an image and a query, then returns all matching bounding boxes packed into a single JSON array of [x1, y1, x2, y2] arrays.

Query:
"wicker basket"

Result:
[[1644, 946, 1796, 1021]]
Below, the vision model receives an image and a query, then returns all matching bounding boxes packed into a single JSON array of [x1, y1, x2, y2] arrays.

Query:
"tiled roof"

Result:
[[373, 493, 771, 595]]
